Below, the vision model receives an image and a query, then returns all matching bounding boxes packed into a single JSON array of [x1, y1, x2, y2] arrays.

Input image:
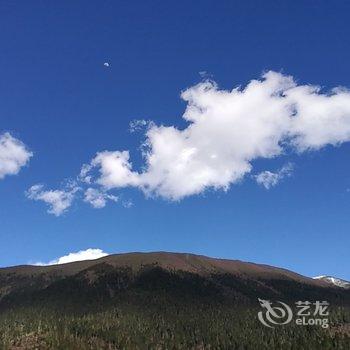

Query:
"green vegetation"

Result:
[[0, 257, 349, 349], [0, 299, 349, 349]]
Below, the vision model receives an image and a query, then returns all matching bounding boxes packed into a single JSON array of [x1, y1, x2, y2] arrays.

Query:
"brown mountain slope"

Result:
[[0, 251, 323, 283], [0, 252, 349, 349], [2, 251, 350, 312]]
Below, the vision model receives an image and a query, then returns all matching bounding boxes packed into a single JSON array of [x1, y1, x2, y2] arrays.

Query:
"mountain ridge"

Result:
[[1, 251, 349, 309], [0, 252, 349, 349], [0, 251, 331, 286], [313, 275, 350, 289]]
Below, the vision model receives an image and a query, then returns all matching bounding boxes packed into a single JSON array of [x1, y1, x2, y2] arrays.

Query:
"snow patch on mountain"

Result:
[[313, 276, 350, 289]]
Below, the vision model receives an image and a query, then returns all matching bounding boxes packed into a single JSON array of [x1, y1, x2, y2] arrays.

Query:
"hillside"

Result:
[[0, 251, 330, 283], [0, 252, 349, 349], [1, 252, 349, 307]]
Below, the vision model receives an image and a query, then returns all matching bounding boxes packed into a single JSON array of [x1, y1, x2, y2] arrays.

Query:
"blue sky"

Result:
[[1, 1, 349, 280]]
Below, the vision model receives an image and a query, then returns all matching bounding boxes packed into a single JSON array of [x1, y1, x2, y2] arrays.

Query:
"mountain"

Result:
[[313, 275, 350, 289], [0, 251, 349, 308], [0, 252, 349, 349]]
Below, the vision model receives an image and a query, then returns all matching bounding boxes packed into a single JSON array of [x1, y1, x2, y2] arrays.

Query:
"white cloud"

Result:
[[84, 187, 118, 208], [103, 62, 110, 67], [83, 151, 140, 189], [79, 163, 93, 184], [26, 184, 79, 216], [255, 163, 294, 189], [28, 71, 350, 214], [122, 199, 133, 208], [34, 248, 109, 266], [129, 119, 150, 133], [0, 132, 32, 179], [199, 71, 213, 79], [81, 71, 350, 200]]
